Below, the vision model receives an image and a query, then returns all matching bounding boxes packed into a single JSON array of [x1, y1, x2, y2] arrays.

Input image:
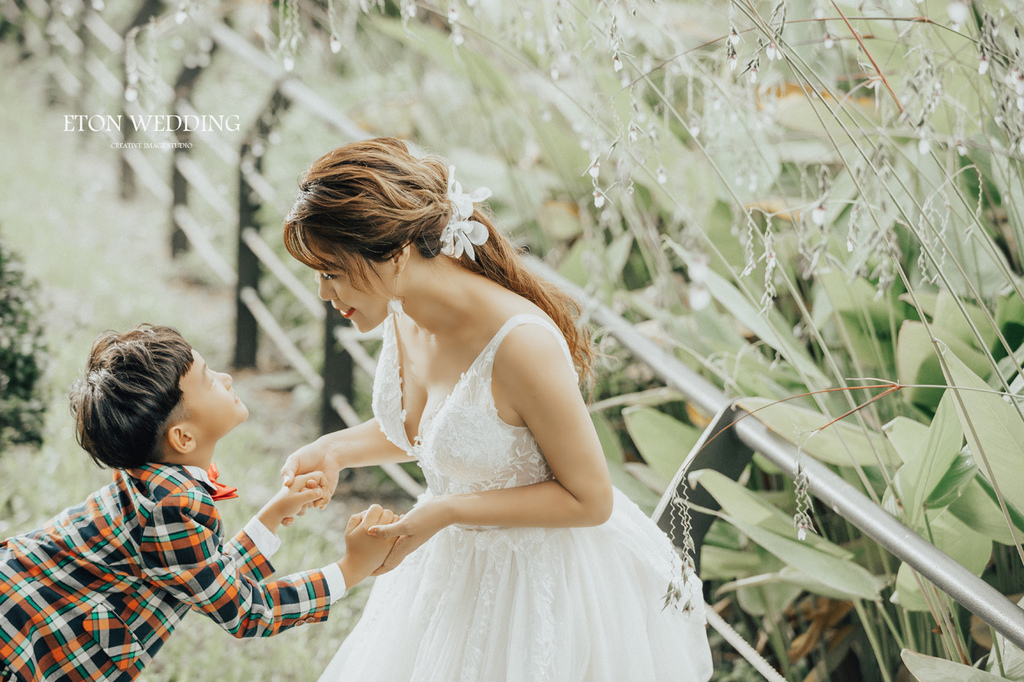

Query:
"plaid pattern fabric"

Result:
[[0, 464, 332, 681]]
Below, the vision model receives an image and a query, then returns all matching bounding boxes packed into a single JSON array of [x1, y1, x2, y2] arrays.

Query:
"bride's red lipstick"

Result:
[[341, 307, 355, 319]]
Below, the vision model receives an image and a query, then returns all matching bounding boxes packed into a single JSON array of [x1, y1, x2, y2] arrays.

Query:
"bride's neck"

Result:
[[398, 258, 492, 336]]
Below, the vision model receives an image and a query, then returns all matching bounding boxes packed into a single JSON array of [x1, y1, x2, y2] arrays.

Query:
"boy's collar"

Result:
[[127, 463, 238, 501], [128, 462, 214, 495], [182, 464, 215, 489]]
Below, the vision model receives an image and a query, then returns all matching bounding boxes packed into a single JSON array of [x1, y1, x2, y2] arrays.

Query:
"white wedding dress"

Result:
[[319, 310, 713, 682]]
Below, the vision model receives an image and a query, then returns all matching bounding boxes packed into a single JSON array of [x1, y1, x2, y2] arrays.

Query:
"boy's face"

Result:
[[178, 350, 249, 445]]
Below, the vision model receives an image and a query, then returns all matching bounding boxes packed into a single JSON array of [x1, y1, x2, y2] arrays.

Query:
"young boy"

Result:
[[0, 325, 393, 681]]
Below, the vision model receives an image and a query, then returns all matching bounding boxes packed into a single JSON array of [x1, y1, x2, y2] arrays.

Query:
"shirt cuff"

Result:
[[244, 518, 282, 559], [320, 562, 348, 604]]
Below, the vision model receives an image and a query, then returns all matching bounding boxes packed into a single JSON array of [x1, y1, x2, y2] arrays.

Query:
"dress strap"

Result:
[[482, 314, 577, 379]]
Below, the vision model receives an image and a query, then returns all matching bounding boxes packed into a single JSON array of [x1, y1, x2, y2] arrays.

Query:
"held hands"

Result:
[[258, 471, 329, 534], [338, 505, 400, 588], [280, 438, 344, 525], [365, 496, 451, 576]]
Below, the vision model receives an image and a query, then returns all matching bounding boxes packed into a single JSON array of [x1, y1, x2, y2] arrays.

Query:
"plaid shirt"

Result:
[[0, 464, 332, 681]]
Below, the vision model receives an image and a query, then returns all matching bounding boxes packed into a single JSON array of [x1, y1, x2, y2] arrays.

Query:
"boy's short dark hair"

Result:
[[69, 324, 194, 469]]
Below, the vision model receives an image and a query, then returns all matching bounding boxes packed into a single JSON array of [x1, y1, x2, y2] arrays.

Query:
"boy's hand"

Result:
[[337, 505, 399, 589], [257, 472, 328, 534]]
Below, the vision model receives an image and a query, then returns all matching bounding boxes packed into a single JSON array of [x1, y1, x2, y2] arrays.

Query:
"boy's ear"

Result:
[[164, 421, 197, 459]]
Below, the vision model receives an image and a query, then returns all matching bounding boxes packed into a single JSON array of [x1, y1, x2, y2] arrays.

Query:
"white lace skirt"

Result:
[[318, 489, 713, 682]]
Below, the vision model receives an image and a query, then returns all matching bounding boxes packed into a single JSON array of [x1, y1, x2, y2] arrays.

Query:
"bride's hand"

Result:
[[365, 498, 450, 575], [279, 438, 345, 524]]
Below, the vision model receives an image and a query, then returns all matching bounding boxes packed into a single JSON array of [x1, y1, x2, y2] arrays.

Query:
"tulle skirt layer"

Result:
[[319, 489, 713, 682]]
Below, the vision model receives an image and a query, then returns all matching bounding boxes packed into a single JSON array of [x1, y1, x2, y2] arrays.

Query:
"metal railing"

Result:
[[525, 258, 1024, 653]]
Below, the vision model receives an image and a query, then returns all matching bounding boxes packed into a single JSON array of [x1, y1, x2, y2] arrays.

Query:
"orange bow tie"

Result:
[[207, 463, 238, 501]]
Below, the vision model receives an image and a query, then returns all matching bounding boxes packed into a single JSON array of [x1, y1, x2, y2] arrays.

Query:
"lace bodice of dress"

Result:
[[372, 310, 578, 496]]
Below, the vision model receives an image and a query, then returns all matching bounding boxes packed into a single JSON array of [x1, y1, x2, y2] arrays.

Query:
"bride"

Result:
[[279, 137, 712, 681]]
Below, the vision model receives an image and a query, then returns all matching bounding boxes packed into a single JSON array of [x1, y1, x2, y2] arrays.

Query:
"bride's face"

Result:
[[315, 261, 392, 332]]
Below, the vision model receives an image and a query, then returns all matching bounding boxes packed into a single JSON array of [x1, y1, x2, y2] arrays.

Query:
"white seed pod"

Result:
[[811, 204, 827, 226], [947, 0, 969, 26]]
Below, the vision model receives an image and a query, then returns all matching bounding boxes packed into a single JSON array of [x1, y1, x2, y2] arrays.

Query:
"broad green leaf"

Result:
[[911, 151, 1012, 298], [622, 407, 702, 483], [818, 269, 903, 331], [891, 511, 991, 612], [988, 596, 1024, 680], [592, 413, 661, 513], [691, 469, 849, 559], [736, 580, 804, 618], [885, 417, 928, 463], [726, 516, 885, 601], [557, 239, 589, 288], [902, 650, 1009, 682], [941, 348, 1024, 513], [605, 460, 661, 516], [737, 397, 900, 468], [949, 478, 1024, 546], [925, 452, 977, 509], [892, 391, 964, 529], [934, 290, 998, 353], [699, 545, 774, 581], [591, 412, 624, 465], [995, 292, 1024, 358], [535, 200, 581, 241], [896, 321, 990, 411], [899, 291, 939, 320], [702, 268, 829, 386], [773, 89, 880, 135]]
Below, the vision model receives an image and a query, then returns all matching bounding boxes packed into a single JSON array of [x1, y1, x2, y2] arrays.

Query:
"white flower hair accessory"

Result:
[[440, 165, 491, 261]]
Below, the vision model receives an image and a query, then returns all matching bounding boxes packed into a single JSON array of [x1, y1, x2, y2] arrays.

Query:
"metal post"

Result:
[[321, 302, 352, 434], [234, 89, 288, 369], [234, 140, 260, 368], [119, 0, 163, 200], [169, 51, 210, 256]]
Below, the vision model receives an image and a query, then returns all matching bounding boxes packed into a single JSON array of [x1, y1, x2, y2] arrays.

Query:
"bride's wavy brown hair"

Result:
[[283, 137, 594, 385]]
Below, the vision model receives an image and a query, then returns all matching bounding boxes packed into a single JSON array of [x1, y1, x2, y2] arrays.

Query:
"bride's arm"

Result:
[[280, 418, 415, 506], [368, 325, 613, 572]]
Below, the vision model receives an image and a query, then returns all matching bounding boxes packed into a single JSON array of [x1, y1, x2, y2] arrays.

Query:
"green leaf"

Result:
[[925, 451, 978, 509], [691, 469, 851, 559], [995, 292, 1024, 358], [557, 239, 590, 288], [896, 321, 990, 411], [885, 417, 928, 463], [701, 268, 829, 387], [948, 477, 1024, 545], [699, 545, 772, 581], [737, 397, 900, 468], [622, 407, 702, 483], [899, 291, 939, 319], [902, 650, 1010, 682], [892, 390, 964, 529], [941, 347, 1024, 513], [591, 412, 624, 465], [591, 414, 661, 514], [987, 596, 1024, 680], [891, 511, 991, 612], [726, 516, 884, 601], [934, 289, 998, 352]]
